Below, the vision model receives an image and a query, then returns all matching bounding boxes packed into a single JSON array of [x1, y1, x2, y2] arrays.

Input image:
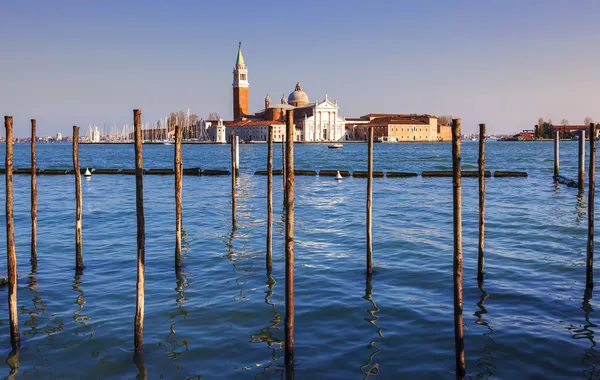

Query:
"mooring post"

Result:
[[133, 109, 146, 352], [478, 123, 486, 281], [31, 119, 38, 272], [284, 109, 295, 378], [367, 127, 374, 275], [587, 123, 596, 289], [235, 135, 240, 173], [73, 126, 84, 272], [5, 116, 20, 350], [267, 125, 274, 272], [231, 131, 237, 227], [579, 129, 586, 191], [282, 134, 287, 206], [554, 130, 560, 177], [174, 125, 182, 269], [452, 118, 466, 377]]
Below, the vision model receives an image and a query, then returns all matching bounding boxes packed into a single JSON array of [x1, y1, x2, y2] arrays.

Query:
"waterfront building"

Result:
[[347, 114, 451, 142], [55, 132, 62, 141]]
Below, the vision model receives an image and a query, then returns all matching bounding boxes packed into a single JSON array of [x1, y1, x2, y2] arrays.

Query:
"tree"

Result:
[[207, 112, 221, 121], [560, 118, 569, 127], [167, 110, 200, 139], [437, 115, 453, 125], [584, 116, 594, 126]]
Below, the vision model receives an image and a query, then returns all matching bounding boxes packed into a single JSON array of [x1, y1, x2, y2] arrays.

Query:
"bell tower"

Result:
[[232, 42, 249, 121]]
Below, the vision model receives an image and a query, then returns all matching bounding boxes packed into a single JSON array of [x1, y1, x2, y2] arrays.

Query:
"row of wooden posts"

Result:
[[3, 113, 596, 377]]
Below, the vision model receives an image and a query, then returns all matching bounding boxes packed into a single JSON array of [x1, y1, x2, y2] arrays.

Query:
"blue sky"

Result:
[[1, 0, 599, 137]]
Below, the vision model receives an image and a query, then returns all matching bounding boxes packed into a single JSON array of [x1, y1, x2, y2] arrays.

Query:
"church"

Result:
[[207, 43, 346, 143]]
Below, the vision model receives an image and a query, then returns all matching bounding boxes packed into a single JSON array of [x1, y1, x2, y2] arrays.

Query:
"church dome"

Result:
[[288, 82, 308, 106]]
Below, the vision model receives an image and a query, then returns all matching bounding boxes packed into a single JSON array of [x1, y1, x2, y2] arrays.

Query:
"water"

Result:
[[0, 140, 597, 379]]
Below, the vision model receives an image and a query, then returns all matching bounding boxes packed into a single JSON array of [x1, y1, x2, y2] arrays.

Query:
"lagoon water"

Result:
[[0, 140, 597, 379]]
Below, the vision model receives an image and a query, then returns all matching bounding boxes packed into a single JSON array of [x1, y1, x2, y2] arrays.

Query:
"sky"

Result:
[[1, 0, 599, 137]]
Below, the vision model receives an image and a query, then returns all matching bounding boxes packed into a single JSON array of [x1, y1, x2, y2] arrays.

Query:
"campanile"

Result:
[[232, 42, 249, 121]]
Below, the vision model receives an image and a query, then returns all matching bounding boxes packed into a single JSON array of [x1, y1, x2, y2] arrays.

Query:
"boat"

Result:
[[328, 143, 343, 149]]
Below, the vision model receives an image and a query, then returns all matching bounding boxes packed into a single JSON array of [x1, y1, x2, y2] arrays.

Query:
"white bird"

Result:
[[84, 168, 92, 177], [336, 171, 343, 181]]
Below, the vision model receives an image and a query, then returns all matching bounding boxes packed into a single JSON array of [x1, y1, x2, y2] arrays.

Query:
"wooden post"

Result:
[[478, 123, 486, 281], [284, 110, 295, 377], [267, 125, 274, 272], [579, 129, 586, 191], [587, 123, 596, 288], [554, 130, 560, 177], [174, 125, 182, 269], [231, 131, 237, 227], [73, 126, 84, 272], [235, 135, 240, 172], [366, 127, 374, 274], [133, 109, 146, 352], [5, 116, 20, 350], [282, 134, 287, 206], [31, 119, 38, 272], [451, 118, 466, 377]]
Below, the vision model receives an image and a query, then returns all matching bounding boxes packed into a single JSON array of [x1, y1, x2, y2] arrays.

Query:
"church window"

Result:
[[240, 74, 246, 80]]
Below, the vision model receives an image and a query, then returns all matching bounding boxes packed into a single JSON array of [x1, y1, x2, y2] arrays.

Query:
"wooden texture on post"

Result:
[[73, 126, 84, 272], [31, 119, 38, 271], [587, 123, 596, 288], [579, 129, 586, 191], [366, 127, 374, 275], [134, 109, 146, 352], [554, 131, 560, 177], [282, 134, 287, 206], [284, 109, 295, 377], [267, 125, 274, 271], [175, 125, 182, 268], [451, 118, 466, 377], [5, 116, 20, 350], [231, 131, 237, 227], [478, 123, 486, 281]]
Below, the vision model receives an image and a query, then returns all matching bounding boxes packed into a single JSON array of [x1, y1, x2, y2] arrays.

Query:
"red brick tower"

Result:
[[232, 42, 249, 121]]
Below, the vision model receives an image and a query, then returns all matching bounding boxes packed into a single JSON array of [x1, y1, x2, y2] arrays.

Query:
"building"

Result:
[[208, 43, 346, 142], [346, 114, 447, 142]]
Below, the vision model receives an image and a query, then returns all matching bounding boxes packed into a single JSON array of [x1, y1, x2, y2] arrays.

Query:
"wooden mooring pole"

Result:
[[282, 134, 287, 206], [284, 109, 295, 378], [579, 129, 586, 191], [5, 116, 20, 350], [175, 125, 182, 269], [73, 125, 84, 272], [134, 109, 146, 352], [31, 119, 38, 271], [267, 125, 274, 272], [231, 131, 237, 227], [452, 118, 466, 377], [367, 127, 374, 274], [554, 130, 560, 177], [478, 123, 486, 281], [587, 123, 596, 289]]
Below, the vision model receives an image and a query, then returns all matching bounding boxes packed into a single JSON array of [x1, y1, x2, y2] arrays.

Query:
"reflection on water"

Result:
[[575, 191, 586, 224], [360, 274, 383, 378], [250, 272, 284, 378], [474, 280, 496, 379], [224, 228, 249, 302], [20, 273, 64, 376], [570, 288, 599, 378], [5, 349, 19, 380], [133, 352, 148, 380], [159, 266, 190, 363], [72, 274, 93, 339]]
